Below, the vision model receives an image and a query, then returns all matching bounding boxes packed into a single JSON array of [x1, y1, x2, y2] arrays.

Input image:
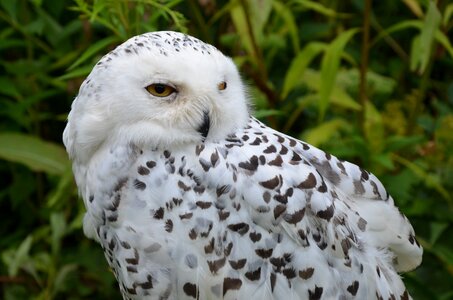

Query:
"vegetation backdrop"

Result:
[[0, 0, 452, 299]]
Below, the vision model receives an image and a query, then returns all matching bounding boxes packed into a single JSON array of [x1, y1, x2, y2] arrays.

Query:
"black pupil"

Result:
[[154, 84, 166, 94]]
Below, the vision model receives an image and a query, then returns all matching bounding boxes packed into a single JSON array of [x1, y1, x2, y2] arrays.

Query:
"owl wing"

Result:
[[200, 118, 415, 298], [255, 118, 423, 272]]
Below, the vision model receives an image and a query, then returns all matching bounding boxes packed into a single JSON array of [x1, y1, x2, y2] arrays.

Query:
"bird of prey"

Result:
[[63, 31, 422, 300]]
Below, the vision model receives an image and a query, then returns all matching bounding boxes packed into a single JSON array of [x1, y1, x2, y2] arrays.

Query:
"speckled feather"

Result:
[[63, 31, 422, 300]]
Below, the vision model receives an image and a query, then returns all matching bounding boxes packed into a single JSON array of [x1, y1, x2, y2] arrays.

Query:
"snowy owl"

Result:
[[63, 31, 422, 300]]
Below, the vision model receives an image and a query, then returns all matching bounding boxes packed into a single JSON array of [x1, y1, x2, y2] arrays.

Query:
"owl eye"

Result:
[[218, 81, 227, 91], [145, 83, 176, 97]]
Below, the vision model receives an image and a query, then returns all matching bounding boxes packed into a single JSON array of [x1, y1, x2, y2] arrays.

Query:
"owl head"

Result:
[[63, 31, 249, 164]]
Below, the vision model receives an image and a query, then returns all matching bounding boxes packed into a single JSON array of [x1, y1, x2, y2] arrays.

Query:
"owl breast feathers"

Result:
[[63, 31, 422, 300]]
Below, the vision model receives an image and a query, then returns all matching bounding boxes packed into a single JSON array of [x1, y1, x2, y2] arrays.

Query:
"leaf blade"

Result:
[[67, 36, 120, 71], [0, 133, 69, 174], [282, 42, 326, 99], [318, 28, 360, 120]]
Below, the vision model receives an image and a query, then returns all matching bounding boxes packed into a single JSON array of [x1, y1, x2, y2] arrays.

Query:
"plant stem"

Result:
[[188, 0, 209, 41], [370, 18, 409, 62], [239, 0, 267, 80], [0, 10, 53, 55], [359, 0, 372, 134]]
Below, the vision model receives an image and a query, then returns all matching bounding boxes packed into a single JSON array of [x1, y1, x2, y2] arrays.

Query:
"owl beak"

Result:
[[198, 111, 210, 141]]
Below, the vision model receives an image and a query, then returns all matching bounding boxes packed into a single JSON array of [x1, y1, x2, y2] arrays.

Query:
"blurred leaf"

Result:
[[373, 14, 452, 60], [283, 94, 318, 132], [302, 118, 349, 146], [34, 5, 63, 44], [32, 252, 51, 274], [371, 153, 394, 169], [0, 38, 26, 51], [230, 3, 253, 58], [382, 168, 420, 205], [385, 135, 425, 152], [272, 0, 299, 52], [393, 155, 453, 204], [336, 69, 397, 96], [440, 291, 453, 300], [0, 0, 18, 21], [208, 1, 235, 26], [47, 166, 75, 208], [0, 76, 21, 98], [372, 20, 422, 45], [364, 101, 384, 153], [434, 30, 453, 59], [282, 42, 326, 99], [247, 0, 272, 45], [50, 212, 66, 256], [425, 243, 453, 268], [58, 65, 93, 80], [2, 235, 33, 276], [53, 264, 78, 294], [330, 86, 362, 110], [20, 257, 42, 288], [68, 210, 84, 233], [67, 36, 120, 71], [429, 222, 448, 245], [444, 3, 453, 26], [318, 28, 359, 120], [254, 109, 285, 118], [292, 0, 351, 18], [302, 69, 361, 110], [402, 0, 424, 18], [413, 1, 441, 73], [0, 133, 69, 174], [24, 18, 46, 35]]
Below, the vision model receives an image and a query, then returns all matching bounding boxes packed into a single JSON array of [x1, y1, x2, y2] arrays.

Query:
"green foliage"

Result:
[[0, 133, 69, 174], [0, 0, 452, 298]]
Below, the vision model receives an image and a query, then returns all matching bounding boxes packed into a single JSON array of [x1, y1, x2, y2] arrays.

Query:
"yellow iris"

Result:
[[145, 84, 176, 97]]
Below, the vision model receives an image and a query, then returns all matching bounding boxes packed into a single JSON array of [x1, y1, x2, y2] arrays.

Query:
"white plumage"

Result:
[[63, 31, 422, 299]]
